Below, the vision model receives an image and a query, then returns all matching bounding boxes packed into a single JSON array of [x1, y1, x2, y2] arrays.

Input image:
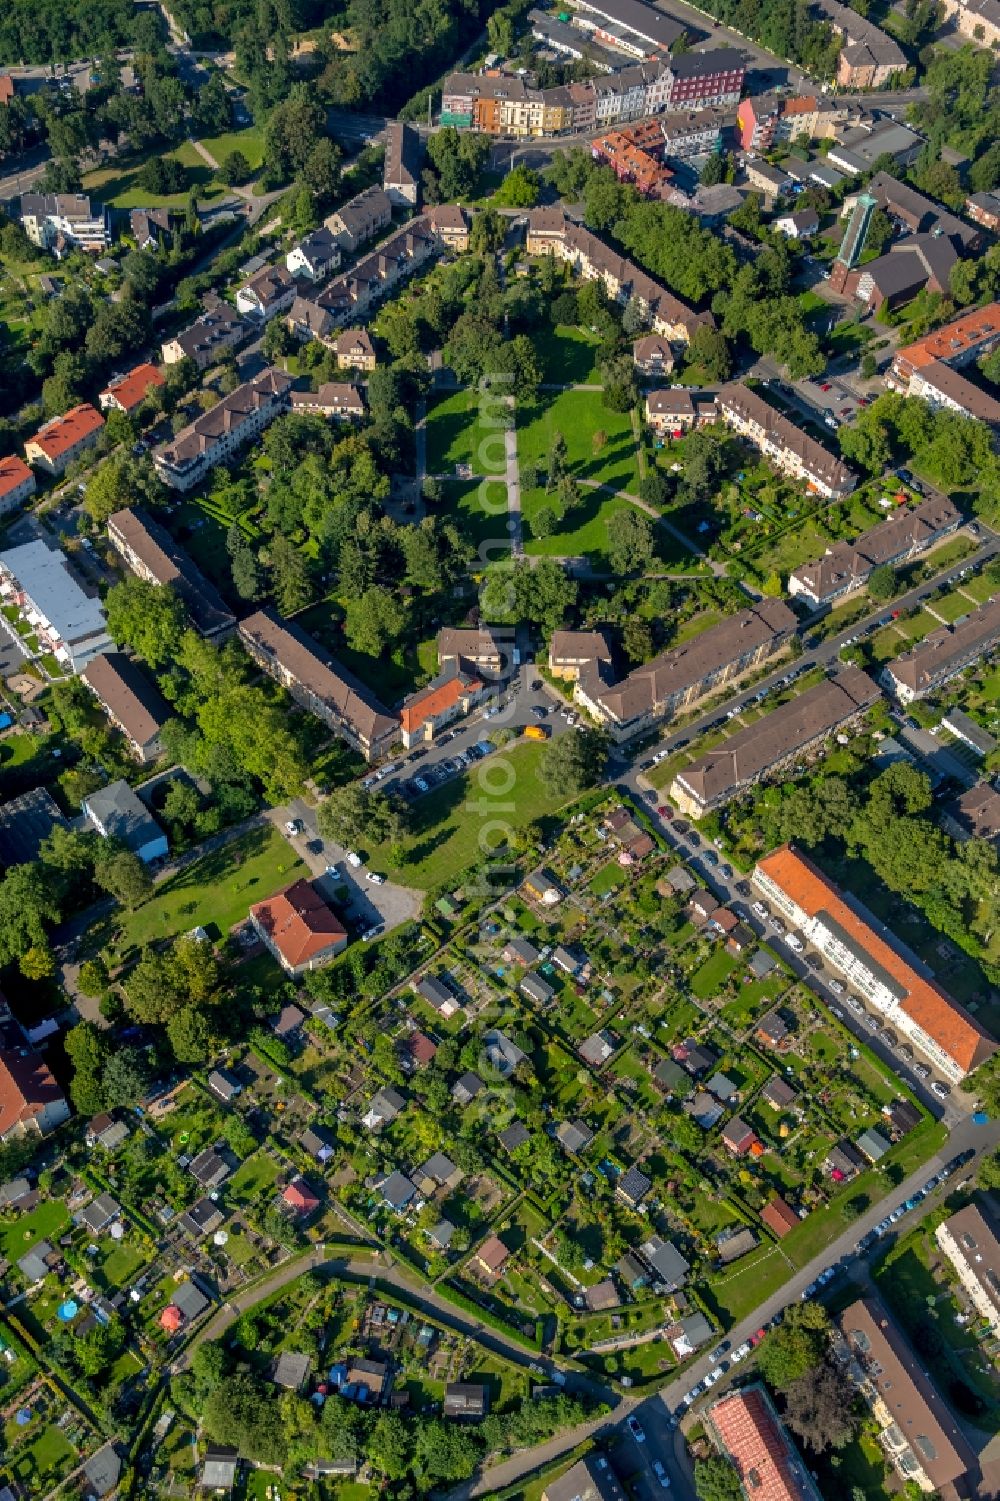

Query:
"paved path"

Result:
[[504, 403, 523, 556], [575, 477, 725, 576], [189, 137, 220, 171]]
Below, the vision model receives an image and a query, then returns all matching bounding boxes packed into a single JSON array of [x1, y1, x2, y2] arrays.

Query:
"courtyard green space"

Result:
[[531, 324, 603, 386], [521, 485, 641, 562], [437, 477, 513, 557], [293, 598, 440, 704], [0, 1199, 70, 1264], [517, 389, 641, 498], [425, 388, 504, 479], [364, 741, 580, 888], [106, 825, 307, 953], [83, 142, 224, 208]]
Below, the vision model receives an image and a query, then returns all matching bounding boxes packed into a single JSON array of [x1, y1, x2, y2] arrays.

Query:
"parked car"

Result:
[[365, 872, 385, 885], [828, 978, 845, 994], [627, 1416, 645, 1443], [752, 901, 768, 918], [730, 1341, 751, 1363], [931, 1080, 951, 1099], [786, 934, 804, 952], [709, 1341, 729, 1363], [652, 1459, 671, 1489], [704, 1366, 725, 1386], [913, 1063, 929, 1079], [346, 851, 363, 868], [284, 819, 304, 836]]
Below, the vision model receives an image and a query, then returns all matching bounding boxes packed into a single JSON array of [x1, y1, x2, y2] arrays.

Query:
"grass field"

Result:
[[198, 128, 265, 171], [84, 141, 224, 208], [437, 478, 512, 559], [425, 389, 506, 479], [520, 484, 637, 562], [517, 389, 641, 497], [112, 825, 306, 952], [531, 323, 603, 385], [365, 741, 578, 888], [0, 1200, 70, 1264]]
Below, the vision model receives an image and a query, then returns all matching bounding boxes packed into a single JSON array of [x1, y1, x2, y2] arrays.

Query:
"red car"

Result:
[[819, 381, 832, 391], [657, 805, 672, 819], [840, 406, 852, 417], [750, 1328, 766, 1347]]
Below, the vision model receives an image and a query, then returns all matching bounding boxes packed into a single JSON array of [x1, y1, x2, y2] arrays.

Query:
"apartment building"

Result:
[[19, 192, 110, 253], [81, 651, 171, 764], [526, 211, 712, 343], [288, 220, 437, 342], [817, 0, 907, 87], [25, 403, 104, 476], [399, 668, 485, 748], [938, 0, 1000, 48], [591, 121, 673, 197], [161, 298, 247, 369], [0, 538, 111, 673], [737, 92, 851, 152], [324, 186, 393, 253], [235, 262, 296, 321], [98, 363, 165, 416], [0, 456, 36, 515], [152, 368, 292, 492], [744, 160, 796, 201], [572, 599, 797, 740], [882, 591, 1000, 703], [659, 107, 728, 158], [383, 121, 422, 206], [966, 190, 1000, 232], [438, 625, 510, 677], [0, 1046, 71, 1142], [659, 49, 744, 109], [788, 494, 962, 607], [332, 329, 377, 371], [288, 383, 365, 420], [708, 1385, 822, 1501], [633, 333, 675, 376], [752, 846, 995, 1080], [935, 1204, 1000, 1334], [129, 207, 176, 250], [107, 508, 236, 640], [426, 203, 470, 251], [715, 385, 856, 498], [670, 668, 881, 816], [239, 607, 398, 762], [548, 629, 613, 681], [285, 226, 341, 283], [890, 303, 1000, 388], [837, 1297, 972, 1493], [907, 361, 1000, 425], [645, 388, 717, 433]]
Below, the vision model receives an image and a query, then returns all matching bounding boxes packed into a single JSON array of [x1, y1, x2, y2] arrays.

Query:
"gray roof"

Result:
[[0, 787, 67, 867], [640, 1234, 690, 1288], [556, 1118, 594, 1154], [521, 972, 555, 1004], [83, 1442, 121, 1498], [0, 538, 107, 648], [17, 1242, 53, 1281], [271, 1350, 311, 1389], [504, 935, 540, 965], [617, 1164, 652, 1205], [84, 779, 165, 854], [171, 1279, 209, 1321], [379, 1169, 417, 1209], [498, 1120, 530, 1152]]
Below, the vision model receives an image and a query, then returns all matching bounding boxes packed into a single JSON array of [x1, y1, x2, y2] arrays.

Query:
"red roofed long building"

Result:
[[249, 879, 347, 976], [0, 456, 36, 515], [99, 363, 166, 416], [708, 1384, 822, 1501], [399, 669, 484, 748], [0, 1046, 71, 1141], [25, 404, 104, 476], [753, 846, 995, 1082]]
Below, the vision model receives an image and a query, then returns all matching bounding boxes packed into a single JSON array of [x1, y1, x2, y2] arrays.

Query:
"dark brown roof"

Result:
[[790, 495, 961, 602], [82, 652, 170, 748], [107, 508, 235, 637]]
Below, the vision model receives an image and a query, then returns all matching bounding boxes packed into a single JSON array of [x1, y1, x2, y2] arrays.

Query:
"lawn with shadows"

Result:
[[426, 388, 506, 479], [84, 142, 223, 208], [531, 324, 603, 385], [517, 389, 640, 496]]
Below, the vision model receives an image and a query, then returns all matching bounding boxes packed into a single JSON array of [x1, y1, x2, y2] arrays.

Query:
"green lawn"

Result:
[[0, 1199, 70, 1263], [229, 1151, 280, 1200], [689, 948, 738, 1000], [531, 323, 603, 385], [437, 477, 513, 558], [517, 389, 641, 497], [84, 142, 224, 208], [365, 741, 580, 888], [425, 388, 506, 478], [9, 1424, 76, 1488], [198, 127, 266, 171], [521, 485, 639, 562], [111, 825, 307, 952]]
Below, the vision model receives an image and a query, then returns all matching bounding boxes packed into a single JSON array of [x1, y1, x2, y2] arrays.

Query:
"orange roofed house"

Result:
[[399, 668, 485, 748], [99, 363, 166, 416], [708, 1384, 822, 1501], [0, 1045, 71, 1142], [752, 846, 995, 1084], [0, 456, 36, 516], [249, 879, 348, 977], [25, 404, 104, 476]]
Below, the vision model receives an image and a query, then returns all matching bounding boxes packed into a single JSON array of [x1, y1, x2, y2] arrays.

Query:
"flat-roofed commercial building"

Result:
[[107, 508, 235, 639], [882, 591, 1000, 703], [935, 1204, 1000, 1334], [239, 607, 398, 762], [788, 495, 961, 607], [752, 845, 995, 1081], [152, 369, 292, 492], [715, 385, 855, 498], [671, 668, 880, 816], [837, 1296, 973, 1493], [574, 599, 797, 740], [0, 538, 111, 673]]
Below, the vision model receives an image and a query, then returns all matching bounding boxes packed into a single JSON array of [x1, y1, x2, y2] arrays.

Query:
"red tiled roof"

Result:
[[283, 1175, 320, 1211], [159, 1305, 183, 1331], [761, 1195, 800, 1238], [756, 846, 995, 1076], [476, 1234, 510, 1272], [100, 363, 165, 413], [400, 673, 479, 734], [0, 455, 34, 498], [408, 1031, 438, 1066], [710, 1387, 812, 1501], [0, 1047, 66, 1137], [250, 879, 346, 968], [894, 301, 1000, 372], [27, 403, 104, 460]]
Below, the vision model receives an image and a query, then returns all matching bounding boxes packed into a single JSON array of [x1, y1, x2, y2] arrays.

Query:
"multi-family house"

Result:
[[107, 508, 236, 639], [715, 384, 856, 497], [788, 495, 961, 607], [0, 456, 36, 515], [98, 363, 165, 416], [645, 388, 716, 433], [569, 599, 797, 740], [25, 403, 104, 476], [399, 668, 485, 748], [753, 846, 995, 1081], [161, 297, 247, 369], [427, 203, 470, 251], [81, 651, 171, 764], [658, 48, 744, 109], [965, 190, 1000, 231], [235, 262, 296, 321], [288, 219, 437, 341], [239, 607, 398, 762], [937, 0, 1000, 49], [935, 1204, 1000, 1334], [325, 186, 393, 253], [331, 328, 377, 371], [286, 226, 341, 283], [152, 369, 292, 491], [383, 121, 423, 206], [708, 1385, 821, 1501], [882, 592, 1000, 704], [816, 0, 907, 86], [129, 207, 177, 249], [670, 669, 880, 816], [0, 538, 111, 672], [0, 1046, 70, 1141], [288, 383, 365, 420], [19, 192, 109, 253]]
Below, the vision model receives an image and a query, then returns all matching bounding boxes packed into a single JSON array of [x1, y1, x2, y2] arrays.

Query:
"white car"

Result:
[[284, 819, 304, 836], [704, 1365, 724, 1387], [652, 1459, 671, 1489], [828, 978, 845, 994], [786, 934, 804, 952], [931, 1080, 950, 1099], [730, 1341, 752, 1363], [365, 871, 385, 884], [346, 851, 363, 868], [752, 901, 768, 918], [846, 995, 864, 1014]]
